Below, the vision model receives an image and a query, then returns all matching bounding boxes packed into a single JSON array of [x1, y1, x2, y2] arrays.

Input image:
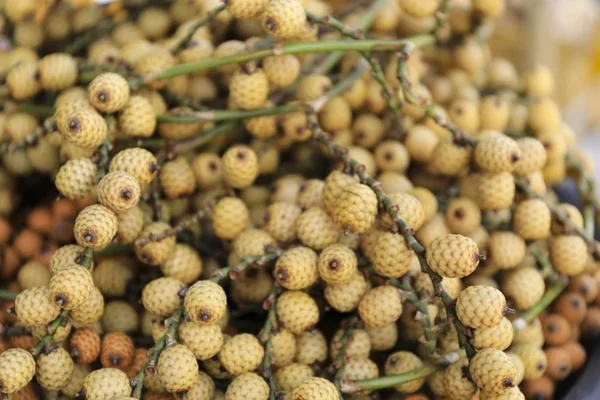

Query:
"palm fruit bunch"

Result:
[[0, 1, 600, 400]]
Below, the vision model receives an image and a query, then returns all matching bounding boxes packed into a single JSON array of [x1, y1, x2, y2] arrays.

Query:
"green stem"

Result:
[[210, 248, 283, 282], [584, 204, 595, 240], [156, 103, 309, 124], [94, 244, 133, 257], [130, 36, 435, 88], [170, 120, 240, 155], [171, 4, 227, 53], [135, 207, 211, 247], [513, 278, 568, 330], [17, 103, 55, 118], [0, 289, 17, 301], [258, 285, 280, 400], [340, 364, 440, 393], [131, 307, 185, 399], [331, 316, 358, 398]]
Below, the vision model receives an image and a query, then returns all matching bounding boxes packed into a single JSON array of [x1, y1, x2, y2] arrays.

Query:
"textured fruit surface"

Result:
[[472, 317, 514, 350], [156, 344, 199, 393], [15, 286, 61, 325], [274, 246, 319, 290], [551, 235, 589, 276], [510, 344, 547, 380], [291, 377, 337, 400], [225, 372, 270, 400], [277, 290, 319, 333], [443, 358, 478, 400], [262, 0, 306, 40], [317, 244, 357, 284], [456, 285, 506, 329], [426, 234, 481, 278], [470, 348, 517, 395], [55, 158, 98, 200], [63, 109, 108, 149], [185, 280, 227, 324], [97, 171, 141, 213], [513, 199, 551, 240], [70, 328, 102, 365], [296, 207, 340, 250], [141, 277, 184, 317], [219, 333, 265, 376], [74, 204, 118, 249], [384, 351, 425, 393], [229, 68, 269, 110], [88, 72, 130, 112], [212, 197, 250, 240], [109, 148, 158, 185], [358, 285, 403, 328], [380, 192, 425, 231], [501, 267, 545, 310], [82, 368, 132, 400], [331, 183, 377, 234], [35, 347, 74, 391], [371, 232, 414, 278], [49, 264, 94, 309], [135, 222, 177, 266], [179, 320, 223, 360], [0, 349, 35, 394]]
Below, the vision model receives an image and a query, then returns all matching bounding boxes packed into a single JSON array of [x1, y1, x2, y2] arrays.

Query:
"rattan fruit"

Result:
[[456, 285, 506, 329]]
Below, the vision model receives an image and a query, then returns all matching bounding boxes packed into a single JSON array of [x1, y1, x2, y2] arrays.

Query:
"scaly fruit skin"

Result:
[[274, 363, 314, 393], [179, 321, 223, 361], [69, 286, 105, 325], [225, 0, 269, 18], [264, 202, 301, 243], [222, 145, 259, 189], [317, 244, 357, 284], [92, 259, 134, 297], [15, 286, 61, 325], [88, 73, 131, 113], [324, 270, 369, 312], [274, 246, 319, 290], [291, 377, 338, 400], [188, 371, 216, 400], [322, 170, 358, 214], [233, 229, 276, 258], [225, 372, 270, 400], [160, 157, 197, 199], [446, 197, 481, 235], [330, 329, 371, 360], [262, 0, 306, 41], [229, 68, 269, 110], [74, 204, 117, 249], [429, 139, 472, 176], [36, 347, 74, 391], [135, 222, 177, 266], [358, 285, 403, 328], [49, 265, 94, 309], [550, 235, 589, 276], [380, 192, 425, 231], [489, 231, 526, 270], [384, 351, 425, 393], [472, 317, 514, 350], [185, 280, 227, 324], [116, 206, 145, 245], [513, 199, 551, 240], [157, 345, 199, 393], [271, 328, 296, 367], [510, 344, 547, 380], [31, 321, 72, 343], [141, 277, 184, 317], [0, 349, 35, 394], [294, 330, 327, 365], [296, 207, 340, 250], [474, 133, 521, 173], [37, 53, 78, 91], [340, 357, 379, 395], [192, 153, 223, 189], [70, 328, 101, 365], [477, 172, 515, 210], [97, 171, 141, 214], [372, 232, 414, 278], [263, 55, 301, 88], [514, 137, 547, 176], [160, 244, 203, 285], [277, 290, 319, 334], [444, 358, 479, 399], [118, 96, 157, 138], [501, 267, 545, 310], [110, 148, 158, 185], [6, 61, 40, 100], [470, 349, 517, 395], [331, 183, 378, 234], [426, 234, 481, 278], [479, 386, 525, 400], [456, 285, 506, 329], [64, 109, 108, 149], [365, 323, 399, 351], [212, 197, 249, 240], [55, 158, 98, 200], [82, 368, 132, 400], [219, 334, 265, 376]]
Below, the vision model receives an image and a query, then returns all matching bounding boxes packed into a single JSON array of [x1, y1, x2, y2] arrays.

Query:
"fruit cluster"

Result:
[[0, 1, 599, 400]]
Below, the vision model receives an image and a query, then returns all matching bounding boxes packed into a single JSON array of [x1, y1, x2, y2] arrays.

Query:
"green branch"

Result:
[[156, 103, 309, 124], [340, 364, 440, 393], [209, 247, 283, 282], [0, 289, 17, 301], [171, 5, 227, 53]]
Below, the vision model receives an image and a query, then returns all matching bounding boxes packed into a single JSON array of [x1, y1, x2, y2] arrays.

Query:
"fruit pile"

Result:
[[0, 0, 599, 399]]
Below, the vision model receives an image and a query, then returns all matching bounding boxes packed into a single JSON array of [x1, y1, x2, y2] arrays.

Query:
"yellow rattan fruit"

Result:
[[480, 96, 510, 131], [398, 0, 440, 17], [263, 55, 301, 88], [365, 322, 398, 351], [74, 204, 117, 249], [488, 231, 525, 270], [472, 317, 514, 350], [55, 158, 98, 200], [222, 145, 259, 189], [187, 371, 216, 400], [404, 124, 439, 163], [37, 53, 78, 91], [118, 96, 157, 138], [274, 246, 318, 290], [69, 286, 104, 325], [97, 171, 141, 213], [116, 206, 145, 244], [212, 197, 249, 240], [371, 231, 414, 278], [355, 115, 386, 150], [408, 187, 438, 223], [14, 286, 61, 325], [184, 280, 227, 324], [233, 228, 276, 258], [160, 244, 203, 285], [264, 202, 301, 243], [324, 270, 369, 312], [509, 344, 547, 380], [262, 0, 306, 41], [384, 351, 425, 393], [479, 386, 525, 400], [82, 368, 131, 400], [446, 197, 481, 235], [514, 137, 547, 176], [88, 73, 130, 113], [274, 363, 314, 393], [296, 207, 340, 250], [331, 183, 377, 234], [444, 358, 478, 399], [291, 378, 337, 400], [6, 61, 40, 100], [294, 330, 327, 365], [0, 349, 35, 394], [339, 357, 379, 395], [110, 148, 158, 185], [192, 153, 223, 189], [359, 285, 403, 328], [141, 277, 184, 317], [296, 74, 332, 102], [271, 328, 296, 367], [528, 97, 561, 134], [456, 285, 506, 329], [158, 107, 202, 140], [135, 222, 176, 265], [226, 372, 270, 400], [92, 259, 133, 298], [160, 157, 196, 199], [426, 234, 481, 278], [470, 348, 517, 395], [550, 235, 589, 276], [225, 0, 269, 18], [61, 364, 92, 398], [229, 67, 269, 110], [513, 199, 551, 240], [63, 109, 108, 149], [380, 192, 425, 231], [219, 333, 265, 376], [317, 244, 357, 284], [500, 267, 545, 310], [36, 347, 74, 391], [551, 203, 584, 235], [277, 290, 319, 334], [477, 172, 515, 210], [524, 65, 554, 97], [322, 170, 358, 214], [156, 344, 199, 393], [49, 265, 93, 309], [474, 134, 521, 173], [179, 320, 223, 361], [429, 138, 472, 177]]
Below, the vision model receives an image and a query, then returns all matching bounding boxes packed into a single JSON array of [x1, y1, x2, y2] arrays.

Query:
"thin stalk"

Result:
[[156, 103, 309, 124], [330, 315, 358, 398], [95, 139, 112, 182], [94, 244, 133, 256], [131, 307, 185, 398], [0, 290, 17, 301], [340, 364, 440, 393], [584, 204, 595, 240], [209, 247, 283, 282], [135, 207, 212, 247], [0, 127, 49, 155], [308, 60, 368, 112], [17, 103, 54, 118], [512, 278, 568, 331], [130, 36, 435, 88], [258, 285, 281, 400], [171, 5, 227, 53]]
